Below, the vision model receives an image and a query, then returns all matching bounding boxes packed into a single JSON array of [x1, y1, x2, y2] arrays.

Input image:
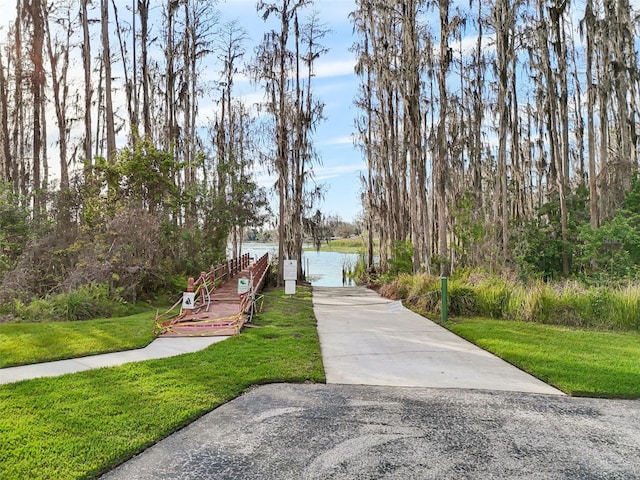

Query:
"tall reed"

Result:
[[379, 270, 640, 331]]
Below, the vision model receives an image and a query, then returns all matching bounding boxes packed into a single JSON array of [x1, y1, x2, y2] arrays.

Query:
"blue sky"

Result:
[[0, 0, 365, 222], [217, 0, 365, 223]]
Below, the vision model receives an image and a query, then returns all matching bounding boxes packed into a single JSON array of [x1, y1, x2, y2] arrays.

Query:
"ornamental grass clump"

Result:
[[503, 283, 532, 322], [378, 268, 640, 331], [610, 285, 640, 330], [473, 277, 511, 318], [406, 273, 440, 312], [378, 273, 412, 300], [447, 279, 477, 316]]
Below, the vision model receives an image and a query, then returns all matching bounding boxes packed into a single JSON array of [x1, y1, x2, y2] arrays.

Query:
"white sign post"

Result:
[[237, 278, 250, 294], [283, 259, 297, 295], [182, 292, 195, 309]]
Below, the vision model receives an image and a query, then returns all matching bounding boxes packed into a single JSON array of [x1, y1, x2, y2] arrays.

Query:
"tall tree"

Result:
[[44, 1, 73, 191], [254, 0, 319, 284], [436, 0, 452, 276], [81, 0, 93, 171], [0, 46, 11, 183], [26, 0, 46, 217], [100, 0, 116, 162]]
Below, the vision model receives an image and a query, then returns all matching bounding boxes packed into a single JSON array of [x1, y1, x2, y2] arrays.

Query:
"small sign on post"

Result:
[[237, 278, 250, 294], [182, 292, 195, 310], [283, 259, 297, 295], [283, 260, 297, 280]]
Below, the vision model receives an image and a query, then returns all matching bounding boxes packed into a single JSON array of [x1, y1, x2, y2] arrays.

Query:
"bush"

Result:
[[613, 286, 640, 330], [406, 273, 441, 313], [378, 274, 412, 300], [376, 269, 640, 331], [473, 277, 511, 318], [448, 282, 477, 316], [8, 283, 130, 322], [52, 283, 123, 321], [387, 241, 414, 276], [12, 298, 56, 322]]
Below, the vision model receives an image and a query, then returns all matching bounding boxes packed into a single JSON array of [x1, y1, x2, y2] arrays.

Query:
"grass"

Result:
[[0, 286, 324, 480], [380, 270, 640, 331], [446, 317, 640, 398], [0, 312, 157, 368], [308, 236, 378, 254]]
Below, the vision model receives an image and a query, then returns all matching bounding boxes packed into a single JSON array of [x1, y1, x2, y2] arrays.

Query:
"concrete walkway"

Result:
[[314, 286, 564, 395], [0, 336, 228, 385]]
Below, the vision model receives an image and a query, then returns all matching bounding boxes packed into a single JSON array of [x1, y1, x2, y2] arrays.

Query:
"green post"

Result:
[[441, 277, 448, 323]]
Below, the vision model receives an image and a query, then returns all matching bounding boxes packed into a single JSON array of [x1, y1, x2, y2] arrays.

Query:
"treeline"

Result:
[[2, 0, 640, 309], [0, 0, 329, 303], [353, 0, 640, 282]]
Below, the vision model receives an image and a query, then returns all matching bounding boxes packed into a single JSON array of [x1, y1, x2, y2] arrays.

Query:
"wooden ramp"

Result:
[[154, 253, 269, 337]]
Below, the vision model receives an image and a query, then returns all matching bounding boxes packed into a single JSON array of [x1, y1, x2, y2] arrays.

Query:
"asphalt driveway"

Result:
[[101, 383, 640, 479]]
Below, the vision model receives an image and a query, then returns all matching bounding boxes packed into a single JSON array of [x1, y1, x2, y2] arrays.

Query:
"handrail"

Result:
[[155, 253, 269, 336]]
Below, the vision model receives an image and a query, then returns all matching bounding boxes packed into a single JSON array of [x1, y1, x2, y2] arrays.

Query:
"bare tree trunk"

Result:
[[81, 0, 93, 170], [111, 0, 137, 142], [494, 0, 510, 260], [139, 0, 151, 138], [0, 48, 11, 182], [12, 0, 26, 197], [436, 0, 451, 277], [402, 0, 427, 272], [44, 2, 72, 191], [27, 0, 45, 218], [101, 0, 116, 162]]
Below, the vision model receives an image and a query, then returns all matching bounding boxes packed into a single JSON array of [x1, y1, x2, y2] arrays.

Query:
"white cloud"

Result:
[[251, 160, 365, 188], [323, 135, 354, 146], [314, 161, 366, 181], [314, 58, 356, 78]]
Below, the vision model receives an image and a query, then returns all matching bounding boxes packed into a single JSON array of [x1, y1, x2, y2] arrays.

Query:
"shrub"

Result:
[[12, 298, 56, 322], [448, 282, 477, 316], [474, 277, 511, 318], [406, 273, 441, 313], [378, 274, 412, 300], [8, 283, 129, 322], [387, 241, 414, 276], [377, 268, 640, 331], [607, 286, 640, 330]]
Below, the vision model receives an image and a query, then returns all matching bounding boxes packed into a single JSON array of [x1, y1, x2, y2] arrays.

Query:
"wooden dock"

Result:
[[154, 253, 269, 337]]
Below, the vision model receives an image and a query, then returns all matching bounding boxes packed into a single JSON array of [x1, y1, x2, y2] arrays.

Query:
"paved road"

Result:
[[99, 286, 640, 479], [313, 286, 562, 394], [101, 383, 640, 479]]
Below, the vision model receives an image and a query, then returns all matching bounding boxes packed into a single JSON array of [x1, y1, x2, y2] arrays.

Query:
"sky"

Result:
[[216, 0, 365, 223], [0, 0, 365, 223]]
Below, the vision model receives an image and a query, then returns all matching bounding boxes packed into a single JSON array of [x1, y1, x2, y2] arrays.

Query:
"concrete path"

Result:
[[314, 286, 563, 395], [101, 383, 640, 480], [0, 336, 228, 385]]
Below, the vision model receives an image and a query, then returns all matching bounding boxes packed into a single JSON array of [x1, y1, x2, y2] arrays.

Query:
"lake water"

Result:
[[232, 242, 360, 287]]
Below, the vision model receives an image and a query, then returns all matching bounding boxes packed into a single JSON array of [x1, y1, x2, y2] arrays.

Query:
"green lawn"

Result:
[[446, 317, 640, 398], [0, 312, 156, 368], [306, 236, 377, 254], [0, 287, 324, 480]]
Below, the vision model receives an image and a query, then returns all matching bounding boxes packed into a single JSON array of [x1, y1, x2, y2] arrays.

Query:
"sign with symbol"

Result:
[[238, 278, 250, 294], [182, 292, 195, 309], [283, 260, 297, 280]]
